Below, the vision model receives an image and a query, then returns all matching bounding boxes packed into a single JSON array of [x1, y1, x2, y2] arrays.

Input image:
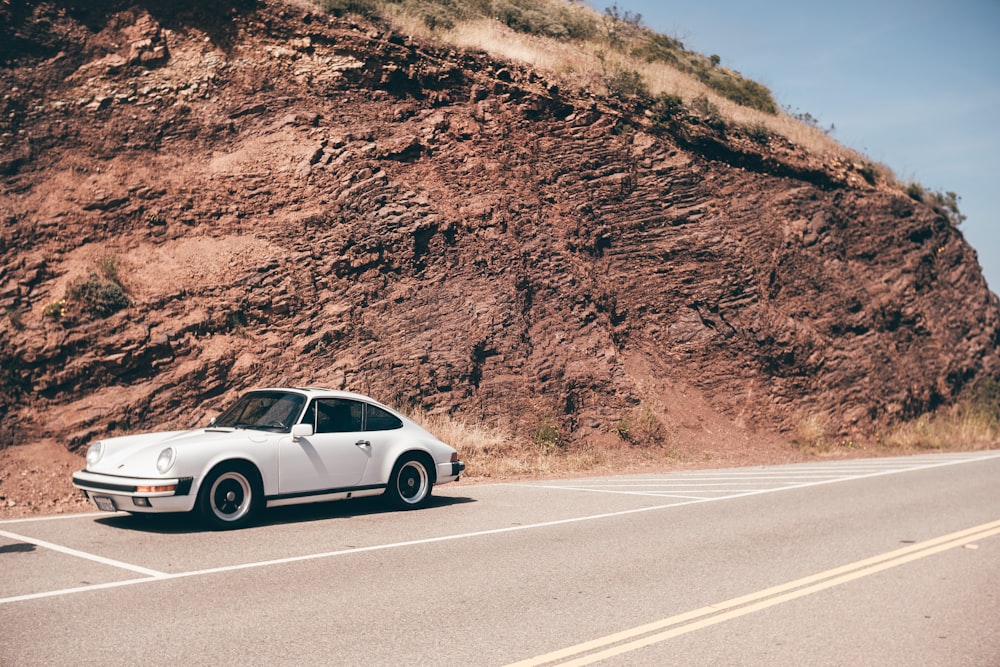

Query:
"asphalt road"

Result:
[[1, 451, 998, 666]]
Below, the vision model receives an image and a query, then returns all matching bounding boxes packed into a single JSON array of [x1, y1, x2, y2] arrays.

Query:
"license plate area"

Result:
[[93, 495, 117, 512]]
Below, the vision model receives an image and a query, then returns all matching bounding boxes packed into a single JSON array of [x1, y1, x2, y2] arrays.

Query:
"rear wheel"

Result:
[[197, 463, 263, 530], [385, 455, 433, 509]]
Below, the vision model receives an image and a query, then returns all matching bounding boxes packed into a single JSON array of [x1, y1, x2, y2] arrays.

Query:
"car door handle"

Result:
[[355, 440, 371, 448]]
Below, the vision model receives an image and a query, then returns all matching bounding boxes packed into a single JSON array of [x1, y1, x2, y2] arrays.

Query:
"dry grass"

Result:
[[383, 12, 601, 89], [374, 2, 867, 168], [789, 411, 864, 455], [407, 400, 1000, 481], [792, 412, 829, 450], [880, 407, 1000, 452], [409, 410, 686, 481], [790, 390, 1000, 457], [613, 403, 668, 448]]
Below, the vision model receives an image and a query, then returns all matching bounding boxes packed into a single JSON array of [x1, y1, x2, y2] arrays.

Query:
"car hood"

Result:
[[87, 427, 271, 477]]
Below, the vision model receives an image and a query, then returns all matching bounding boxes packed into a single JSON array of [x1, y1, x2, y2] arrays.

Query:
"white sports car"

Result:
[[72, 388, 465, 529]]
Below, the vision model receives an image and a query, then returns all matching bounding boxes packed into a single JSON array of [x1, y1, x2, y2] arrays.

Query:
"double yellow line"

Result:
[[507, 518, 1000, 666]]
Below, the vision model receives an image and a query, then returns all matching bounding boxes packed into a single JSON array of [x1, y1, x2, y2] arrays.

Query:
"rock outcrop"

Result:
[[2, 0, 998, 452]]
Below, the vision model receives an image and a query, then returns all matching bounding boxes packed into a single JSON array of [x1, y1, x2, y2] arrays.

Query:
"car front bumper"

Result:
[[72, 470, 196, 513]]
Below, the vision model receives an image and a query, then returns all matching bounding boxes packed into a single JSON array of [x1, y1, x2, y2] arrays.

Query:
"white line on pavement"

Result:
[[0, 528, 169, 579]]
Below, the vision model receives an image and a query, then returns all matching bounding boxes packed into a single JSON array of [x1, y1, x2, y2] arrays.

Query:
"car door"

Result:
[[358, 402, 407, 481], [278, 398, 370, 495]]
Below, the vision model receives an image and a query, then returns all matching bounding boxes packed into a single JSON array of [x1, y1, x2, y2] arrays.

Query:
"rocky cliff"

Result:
[[2, 0, 998, 453]]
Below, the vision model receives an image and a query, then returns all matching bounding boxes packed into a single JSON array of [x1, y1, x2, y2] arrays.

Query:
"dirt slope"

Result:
[[2, 0, 998, 480]]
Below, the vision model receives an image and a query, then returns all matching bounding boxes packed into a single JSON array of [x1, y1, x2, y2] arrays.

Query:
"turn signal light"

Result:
[[136, 484, 176, 494]]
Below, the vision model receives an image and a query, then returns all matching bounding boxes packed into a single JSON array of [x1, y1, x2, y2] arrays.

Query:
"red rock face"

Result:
[[1, 1, 997, 451]]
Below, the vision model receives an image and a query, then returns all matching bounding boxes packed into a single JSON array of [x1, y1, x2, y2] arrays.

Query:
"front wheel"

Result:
[[385, 455, 433, 509], [197, 464, 263, 530]]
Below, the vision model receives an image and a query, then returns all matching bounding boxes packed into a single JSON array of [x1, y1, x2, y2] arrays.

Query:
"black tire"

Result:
[[197, 463, 263, 530], [385, 455, 434, 510]]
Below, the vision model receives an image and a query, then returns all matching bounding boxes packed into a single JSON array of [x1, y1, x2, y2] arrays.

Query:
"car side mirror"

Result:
[[291, 423, 314, 440]]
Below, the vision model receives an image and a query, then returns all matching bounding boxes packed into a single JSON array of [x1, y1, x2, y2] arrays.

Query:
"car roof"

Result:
[[250, 387, 390, 404]]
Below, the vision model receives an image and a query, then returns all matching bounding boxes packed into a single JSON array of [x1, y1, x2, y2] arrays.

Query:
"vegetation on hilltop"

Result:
[[323, 0, 776, 111], [319, 0, 967, 223]]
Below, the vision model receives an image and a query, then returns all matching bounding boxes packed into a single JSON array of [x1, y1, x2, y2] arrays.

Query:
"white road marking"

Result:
[[0, 578, 169, 605], [0, 528, 169, 579], [521, 451, 1000, 501], [0, 512, 105, 525], [1, 451, 997, 606], [0, 500, 736, 605]]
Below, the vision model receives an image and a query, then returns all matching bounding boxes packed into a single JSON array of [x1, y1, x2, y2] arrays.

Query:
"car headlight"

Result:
[[86, 441, 105, 467], [156, 447, 176, 474]]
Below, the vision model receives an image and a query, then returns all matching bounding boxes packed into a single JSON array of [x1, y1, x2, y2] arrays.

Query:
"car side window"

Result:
[[304, 399, 364, 433], [364, 404, 403, 431]]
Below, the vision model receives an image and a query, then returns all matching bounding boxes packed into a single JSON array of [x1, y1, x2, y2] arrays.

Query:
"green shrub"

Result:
[[905, 182, 925, 202], [605, 67, 649, 99], [968, 377, 1000, 416], [43, 299, 66, 320], [630, 29, 776, 114], [501, 5, 559, 37], [66, 272, 130, 317], [421, 6, 455, 30], [650, 92, 684, 124], [690, 94, 725, 129], [602, 2, 642, 47], [700, 69, 777, 114], [385, 0, 599, 39], [928, 189, 966, 227], [320, 0, 379, 17], [614, 404, 665, 447], [550, 2, 600, 40], [533, 417, 562, 452], [907, 182, 965, 227], [631, 32, 682, 66], [487, 0, 599, 40], [389, 0, 465, 31], [745, 121, 770, 145], [857, 161, 878, 185]]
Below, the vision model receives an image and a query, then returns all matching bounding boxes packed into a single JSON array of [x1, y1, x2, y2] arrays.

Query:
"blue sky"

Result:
[[594, 1, 1000, 292]]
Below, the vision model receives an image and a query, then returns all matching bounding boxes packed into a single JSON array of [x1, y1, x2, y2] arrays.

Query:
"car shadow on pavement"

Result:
[[93, 494, 477, 534]]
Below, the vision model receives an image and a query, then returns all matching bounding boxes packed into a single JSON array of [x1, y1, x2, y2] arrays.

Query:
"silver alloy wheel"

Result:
[[395, 459, 430, 505], [209, 470, 253, 522]]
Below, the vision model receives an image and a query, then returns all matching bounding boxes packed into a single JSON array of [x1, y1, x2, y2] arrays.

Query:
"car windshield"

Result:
[[212, 391, 306, 433]]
